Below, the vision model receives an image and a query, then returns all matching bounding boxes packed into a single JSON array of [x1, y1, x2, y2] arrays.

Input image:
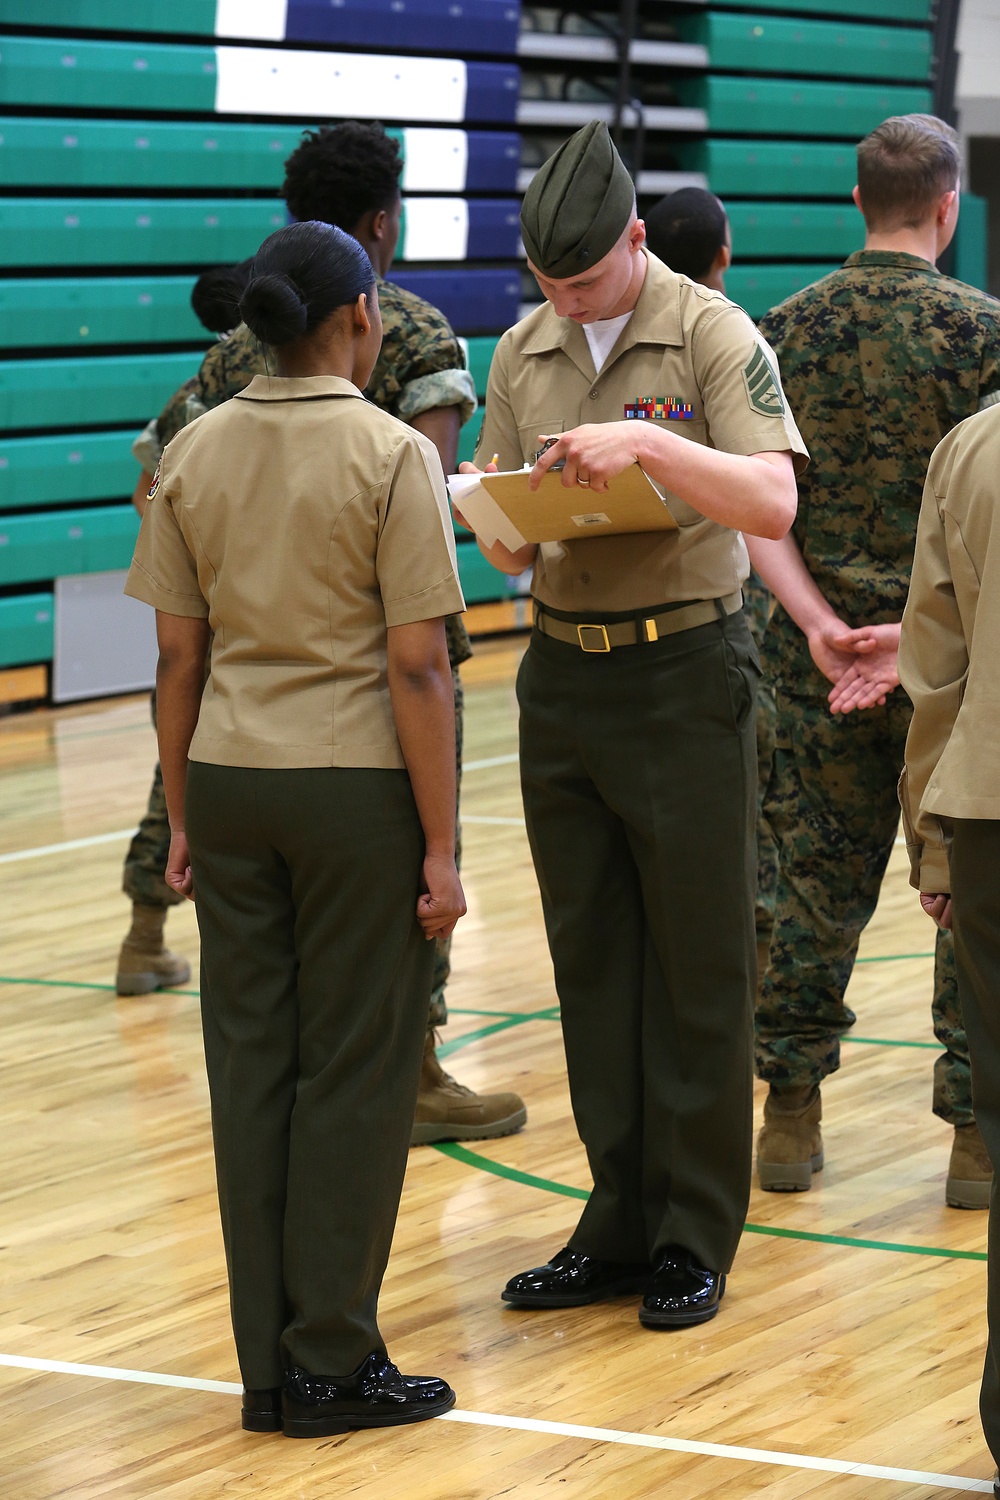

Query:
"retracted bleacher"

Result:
[[0, 0, 986, 703], [0, 0, 526, 701]]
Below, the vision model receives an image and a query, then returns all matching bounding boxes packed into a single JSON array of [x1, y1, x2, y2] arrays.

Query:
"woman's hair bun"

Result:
[[239, 272, 309, 346], [240, 221, 376, 348]]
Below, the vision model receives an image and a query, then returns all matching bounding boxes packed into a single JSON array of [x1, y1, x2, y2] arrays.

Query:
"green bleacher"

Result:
[[678, 13, 932, 80], [726, 205, 864, 262], [0, 198, 287, 268], [0, 118, 305, 189], [679, 77, 934, 136], [0, 593, 55, 669], [0, 431, 140, 512], [0, 352, 204, 431], [0, 1, 217, 33], [720, 0, 931, 15], [0, 506, 139, 588], [0, 277, 206, 348], [0, 36, 220, 113], [679, 140, 858, 199]]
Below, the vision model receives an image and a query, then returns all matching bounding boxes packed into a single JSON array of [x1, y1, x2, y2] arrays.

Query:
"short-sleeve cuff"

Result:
[[732, 424, 810, 473], [909, 842, 951, 894], [383, 574, 466, 627], [396, 370, 478, 427], [125, 561, 210, 619]]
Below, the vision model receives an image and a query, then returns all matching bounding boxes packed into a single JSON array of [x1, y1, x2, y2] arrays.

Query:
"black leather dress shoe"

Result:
[[241, 1386, 282, 1432], [639, 1246, 726, 1328], [502, 1247, 651, 1308], [282, 1354, 455, 1438]]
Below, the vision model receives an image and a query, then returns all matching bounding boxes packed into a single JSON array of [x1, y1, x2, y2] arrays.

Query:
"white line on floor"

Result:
[[463, 752, 519, 771], [0, 828, 137, 866], [0, 1352, 991, 1491], [0, 756, 521, 867], [463, 815, 526, 827]]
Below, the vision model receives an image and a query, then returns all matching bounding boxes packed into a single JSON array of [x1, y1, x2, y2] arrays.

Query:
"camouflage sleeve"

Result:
[[375, 290, 477, 426], [131, 416, 163, 476], [155, 377, 201, 451], [396, 368, 477, 427], [195, 324, 265, 412]]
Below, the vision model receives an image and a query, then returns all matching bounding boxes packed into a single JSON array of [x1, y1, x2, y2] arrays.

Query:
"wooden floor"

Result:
[[0, 641, 993, 1499]]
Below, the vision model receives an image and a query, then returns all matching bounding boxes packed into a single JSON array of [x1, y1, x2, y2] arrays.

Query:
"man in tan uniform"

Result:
[[899, 401, 1000, 1491], [463, 122, 807, 1326]]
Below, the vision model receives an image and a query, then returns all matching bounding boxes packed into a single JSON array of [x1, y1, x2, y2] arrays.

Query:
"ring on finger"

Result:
[[578, 474, 591, 487]]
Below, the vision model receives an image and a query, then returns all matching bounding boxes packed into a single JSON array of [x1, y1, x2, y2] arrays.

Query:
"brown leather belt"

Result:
[[535, 591, 743, 653]]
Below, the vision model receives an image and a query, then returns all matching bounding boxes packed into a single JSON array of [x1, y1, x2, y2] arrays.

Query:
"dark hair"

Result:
[[190, 258, 254, 334], [282, 120, 403, 229], [644, 188, 729, 280], [857, 114, 960, 232], [239, 221, 376, 346]]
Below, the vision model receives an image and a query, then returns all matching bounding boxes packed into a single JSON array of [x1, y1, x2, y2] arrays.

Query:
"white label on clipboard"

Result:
[[571, 512, 612, 528]]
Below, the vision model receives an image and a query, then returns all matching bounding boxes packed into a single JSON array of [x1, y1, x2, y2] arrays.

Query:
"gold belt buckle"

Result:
[[577, 622, 611, 653]]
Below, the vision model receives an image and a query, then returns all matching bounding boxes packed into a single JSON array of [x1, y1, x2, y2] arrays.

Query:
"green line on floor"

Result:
[[433, 1144, 987, 1262], [741, 1220, 986, 1261], [845, 1035, 939, 1050], [434, 1141, 589, 1200], [855, 952, 934, 963]]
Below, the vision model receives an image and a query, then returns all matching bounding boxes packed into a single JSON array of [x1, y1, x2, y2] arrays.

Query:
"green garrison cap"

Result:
[[520, 120, 636, 279]]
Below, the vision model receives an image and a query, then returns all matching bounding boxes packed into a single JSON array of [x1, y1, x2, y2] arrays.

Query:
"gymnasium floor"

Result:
[[0, 639, 994, 1499]]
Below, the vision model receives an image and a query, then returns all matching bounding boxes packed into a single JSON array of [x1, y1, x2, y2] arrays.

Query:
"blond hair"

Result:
[[856, 114, 960, 232]]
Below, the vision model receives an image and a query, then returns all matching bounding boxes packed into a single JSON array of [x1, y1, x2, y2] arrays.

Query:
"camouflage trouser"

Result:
[[755, 688, 972, 1125], [743, 574, 778, 944], [122, 692, 184, 910], [125, 674, 466, 1028]]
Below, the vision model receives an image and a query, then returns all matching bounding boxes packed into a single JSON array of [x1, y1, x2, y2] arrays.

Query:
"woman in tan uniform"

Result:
[[126, 221, 466, 1437]]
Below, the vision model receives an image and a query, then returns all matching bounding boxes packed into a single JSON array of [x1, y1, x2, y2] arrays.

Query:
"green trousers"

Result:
[[755, 690, 971, 1124], [186, 762, 432, 1388], [517, 608, 758, 1274], [742, 572, 778, 944], [950, 821, 1000, 1468], [129, 679, 461, 1022]]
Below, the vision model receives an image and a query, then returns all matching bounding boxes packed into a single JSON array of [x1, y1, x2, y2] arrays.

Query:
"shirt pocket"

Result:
[[516, 417, 563, 466], [646, 418, 708, 526]]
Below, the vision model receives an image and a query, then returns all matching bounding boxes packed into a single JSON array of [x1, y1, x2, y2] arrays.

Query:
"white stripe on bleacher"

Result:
[[214, 48, 469, 124], [403, 198, 469, 262], [402, 129, 469, 194], [215, 0, 287, 41]]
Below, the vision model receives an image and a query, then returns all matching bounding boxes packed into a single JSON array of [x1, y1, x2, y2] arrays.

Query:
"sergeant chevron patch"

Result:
[[743, 345, 786, 417]]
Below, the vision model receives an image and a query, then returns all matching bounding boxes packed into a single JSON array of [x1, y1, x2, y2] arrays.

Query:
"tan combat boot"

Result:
[[116, 903, 191, 996], [410, 1031, 527, 1146], [757, 1083, 823, 1192], [946, 1121, 993, 1209]]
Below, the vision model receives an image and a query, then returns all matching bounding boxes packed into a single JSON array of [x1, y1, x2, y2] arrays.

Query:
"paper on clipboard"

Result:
[[448, 472, 528, 552], [479, 463, 678, 544]]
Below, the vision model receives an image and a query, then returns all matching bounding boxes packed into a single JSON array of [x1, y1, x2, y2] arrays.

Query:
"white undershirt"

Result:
[[583, 311, 633, 375]]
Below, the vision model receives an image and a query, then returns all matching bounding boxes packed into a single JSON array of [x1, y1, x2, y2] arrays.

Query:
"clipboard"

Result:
[[477, 463, 677, 545]]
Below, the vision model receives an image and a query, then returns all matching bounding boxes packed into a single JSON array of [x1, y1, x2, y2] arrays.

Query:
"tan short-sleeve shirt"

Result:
[[126, 374, 465, 770], [474, 251, 808, 612]]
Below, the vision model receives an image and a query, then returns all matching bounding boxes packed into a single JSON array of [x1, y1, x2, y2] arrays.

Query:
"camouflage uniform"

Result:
[[756, 250, 1000, 1123], [127, 279, 477, 1023]]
